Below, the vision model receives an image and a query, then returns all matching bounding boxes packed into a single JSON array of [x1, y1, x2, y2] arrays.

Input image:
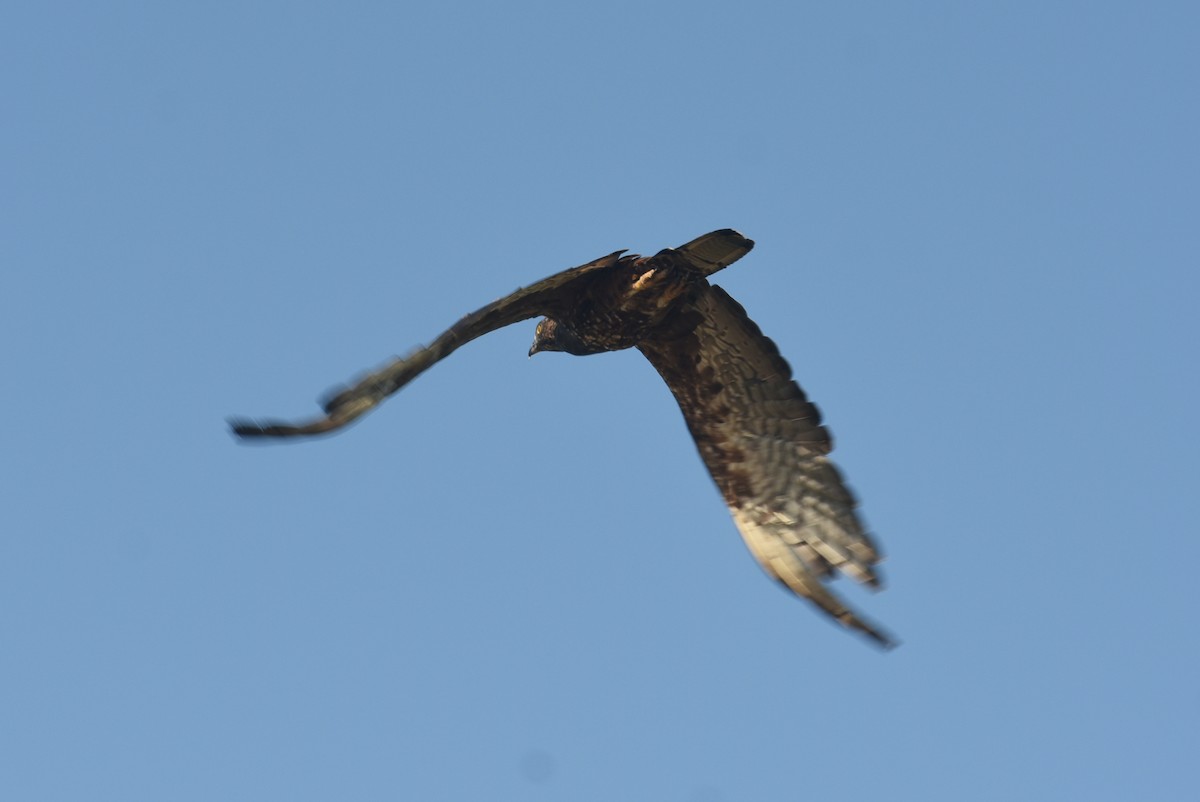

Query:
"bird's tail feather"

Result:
[[674, 229, 755, 276]]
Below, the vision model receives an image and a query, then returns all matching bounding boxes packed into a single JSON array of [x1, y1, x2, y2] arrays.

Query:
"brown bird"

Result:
[[230, 230, 894, 648]]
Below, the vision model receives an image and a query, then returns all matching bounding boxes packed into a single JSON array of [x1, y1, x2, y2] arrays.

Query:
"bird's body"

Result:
[[231, 230, 895, 647], [530, 249, 702, 355]]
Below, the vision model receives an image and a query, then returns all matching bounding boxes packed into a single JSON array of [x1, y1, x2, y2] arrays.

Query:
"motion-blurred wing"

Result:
[[637, 285, 894, 648], [229, 249, 625, 439]]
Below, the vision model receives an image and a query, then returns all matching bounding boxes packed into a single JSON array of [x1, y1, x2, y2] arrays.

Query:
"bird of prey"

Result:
[[230, 230, 894, 648]]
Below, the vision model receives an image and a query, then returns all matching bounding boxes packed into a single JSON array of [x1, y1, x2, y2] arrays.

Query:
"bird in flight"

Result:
[[230, 230, 894, 648]]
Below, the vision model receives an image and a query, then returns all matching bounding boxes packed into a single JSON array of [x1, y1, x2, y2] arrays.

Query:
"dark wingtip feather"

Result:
[[845, 614, 899, 651], [867, 628, 900, 651], [227, 415, 348, 440], [227, 417, 293, 440]]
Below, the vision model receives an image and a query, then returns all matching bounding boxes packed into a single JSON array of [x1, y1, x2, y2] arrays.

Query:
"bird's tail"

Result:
[[673, 229, 755, 277]]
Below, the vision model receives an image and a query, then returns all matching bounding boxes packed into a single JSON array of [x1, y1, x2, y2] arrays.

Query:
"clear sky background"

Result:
[[3, 2, 1196, 800]]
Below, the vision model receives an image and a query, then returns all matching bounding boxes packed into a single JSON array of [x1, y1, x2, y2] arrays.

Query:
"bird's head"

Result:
[[529, 318, 591, 356]]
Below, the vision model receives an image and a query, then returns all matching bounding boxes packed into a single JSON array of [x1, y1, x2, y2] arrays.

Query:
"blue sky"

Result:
[[3, 2, 1196, 799]]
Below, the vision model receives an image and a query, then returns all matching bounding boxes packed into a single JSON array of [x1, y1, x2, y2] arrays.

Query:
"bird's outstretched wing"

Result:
[[637, 285, 894, 648], [230, 229, 750, 440], [229, 249, 625, 439]]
